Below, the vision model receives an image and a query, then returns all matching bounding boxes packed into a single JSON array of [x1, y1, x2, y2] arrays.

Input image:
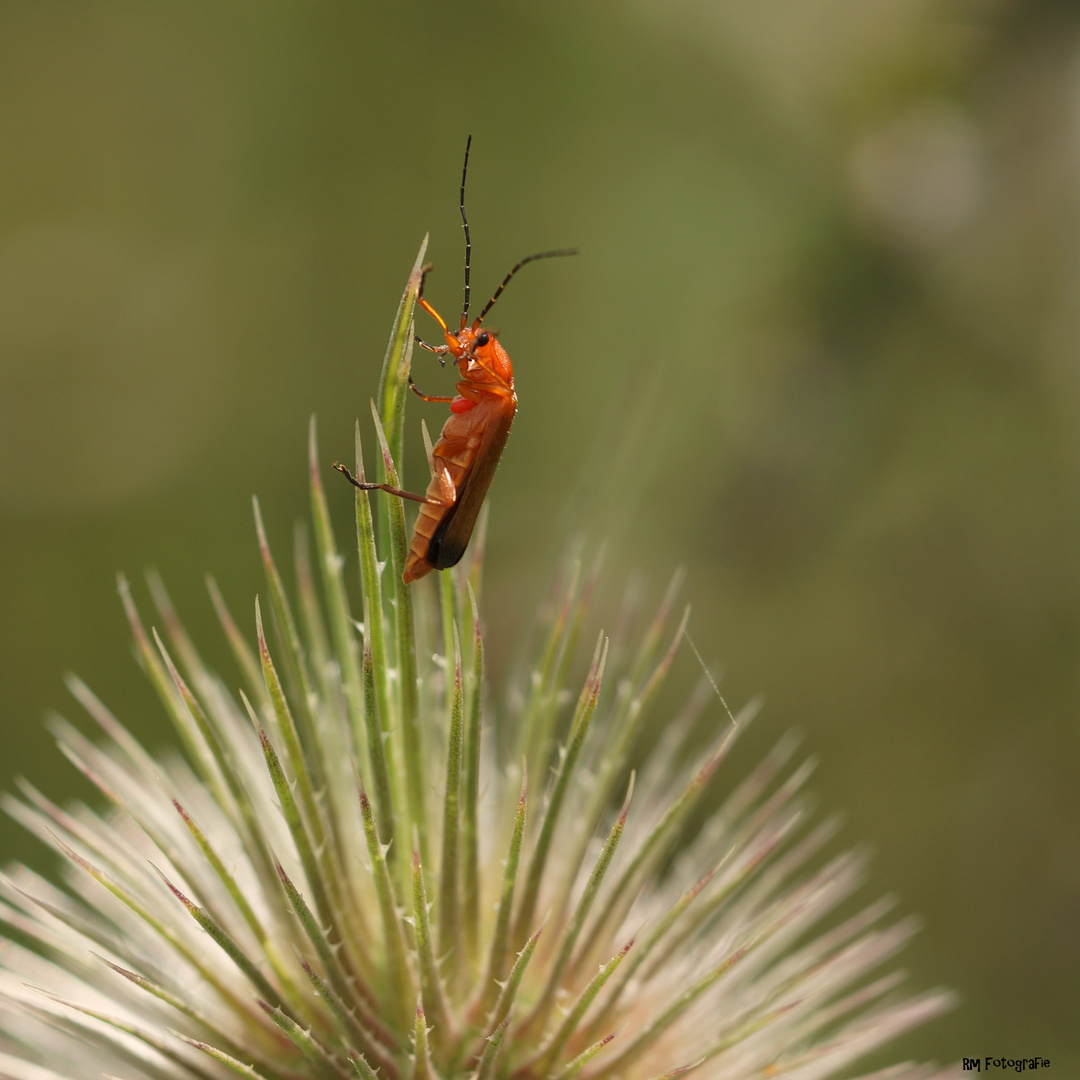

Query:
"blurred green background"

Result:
[[3, 0, 1079, 1070]]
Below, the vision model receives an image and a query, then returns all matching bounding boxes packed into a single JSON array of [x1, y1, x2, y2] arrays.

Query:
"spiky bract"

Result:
[[0, 247, 955, 1080]]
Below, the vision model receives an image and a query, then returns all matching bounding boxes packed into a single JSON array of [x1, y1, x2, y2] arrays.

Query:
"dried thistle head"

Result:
[[0, 245, 955, 1080]]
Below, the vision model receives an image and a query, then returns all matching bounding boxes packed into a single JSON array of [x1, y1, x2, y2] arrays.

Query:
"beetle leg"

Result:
[[408, 376, 454, 403], [333, 463, 442, 505], [415, 334, 449, 362], [415, 336, 449, 367]]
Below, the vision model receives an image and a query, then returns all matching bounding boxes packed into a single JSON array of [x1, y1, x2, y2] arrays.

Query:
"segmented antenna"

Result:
[[459, 135, 473, 330], [455, 136, 577, 328], [476, 248, 579, 324]]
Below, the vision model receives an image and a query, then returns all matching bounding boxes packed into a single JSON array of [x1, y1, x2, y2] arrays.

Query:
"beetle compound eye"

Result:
[[475, 331, 490, 347]]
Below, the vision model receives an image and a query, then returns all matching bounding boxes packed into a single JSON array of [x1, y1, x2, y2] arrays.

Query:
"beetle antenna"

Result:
[[476, 248, 579, 325], [459, 135, 473, 331]]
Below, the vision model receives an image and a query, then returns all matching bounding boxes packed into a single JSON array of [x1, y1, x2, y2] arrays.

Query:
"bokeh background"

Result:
[[3, 0, 1079, 1070]]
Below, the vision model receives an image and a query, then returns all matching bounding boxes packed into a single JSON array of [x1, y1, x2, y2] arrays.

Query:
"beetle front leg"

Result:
[[415, 335, 449, 365]]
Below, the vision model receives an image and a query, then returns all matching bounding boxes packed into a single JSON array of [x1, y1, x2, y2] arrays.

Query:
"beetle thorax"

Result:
[[447, 326, 513, 388]]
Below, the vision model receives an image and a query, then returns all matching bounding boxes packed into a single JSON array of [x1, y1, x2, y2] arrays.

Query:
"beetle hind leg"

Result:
[[332, 463, 442, 505]]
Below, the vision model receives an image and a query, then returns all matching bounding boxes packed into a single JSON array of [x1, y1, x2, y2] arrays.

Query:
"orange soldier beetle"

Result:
[[335, 137, 576, 583]]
